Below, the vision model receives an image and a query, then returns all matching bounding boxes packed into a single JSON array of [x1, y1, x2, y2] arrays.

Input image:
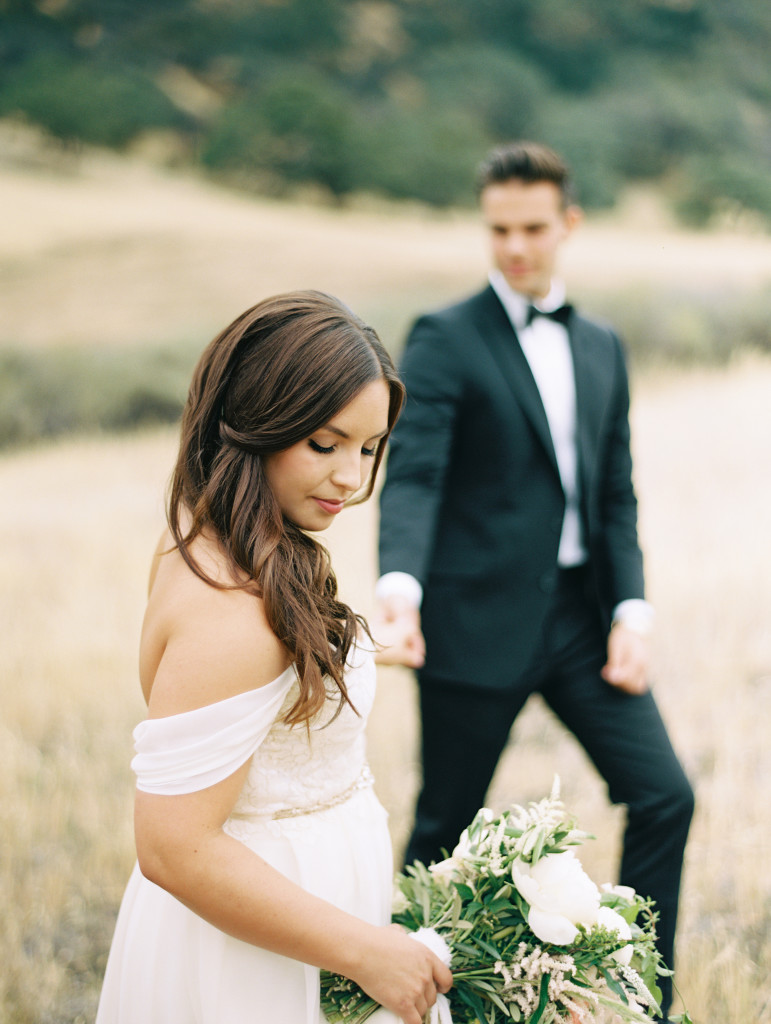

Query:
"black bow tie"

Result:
[[526, 303, 573, 327]]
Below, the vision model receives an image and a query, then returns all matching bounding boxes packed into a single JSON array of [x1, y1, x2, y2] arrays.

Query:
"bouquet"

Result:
[[321, 779, 691, 1023]]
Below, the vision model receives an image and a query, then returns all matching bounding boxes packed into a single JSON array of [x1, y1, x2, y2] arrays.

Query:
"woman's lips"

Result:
[[314, 497, 345, 515]]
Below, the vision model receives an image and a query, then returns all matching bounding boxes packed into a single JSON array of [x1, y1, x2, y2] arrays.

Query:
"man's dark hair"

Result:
[[475, 141, 575, 206]]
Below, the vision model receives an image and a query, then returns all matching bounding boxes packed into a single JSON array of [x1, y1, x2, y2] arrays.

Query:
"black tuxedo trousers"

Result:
[[404, 566, 693, 1017]]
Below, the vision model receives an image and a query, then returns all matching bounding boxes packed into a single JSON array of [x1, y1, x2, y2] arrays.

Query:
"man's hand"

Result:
[[601, 623, 649, 695], [371, 595, 426, 669]]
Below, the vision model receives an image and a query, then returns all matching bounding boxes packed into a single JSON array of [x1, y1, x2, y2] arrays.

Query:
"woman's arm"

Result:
[[136, 548, 452, 1023], [135, 778, 450, 1024]]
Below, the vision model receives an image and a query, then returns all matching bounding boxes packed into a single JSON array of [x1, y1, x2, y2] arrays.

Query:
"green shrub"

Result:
[[418, 44, 547, 141], [0, 52, 187, 148], [353, 106, 488, 207], [202, 69, 357, 197], [580, 285, 771, 366], [670, 154, 771, 227], [538, 97, 622, 209], [0, 344, 197, 450]]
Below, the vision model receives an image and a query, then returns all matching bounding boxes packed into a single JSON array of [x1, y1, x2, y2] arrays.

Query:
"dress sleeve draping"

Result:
[[131, 666, 296, 795]]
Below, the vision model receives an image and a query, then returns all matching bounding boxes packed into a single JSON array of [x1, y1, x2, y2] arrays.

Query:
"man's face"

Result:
[[480, 179, 581, 300]]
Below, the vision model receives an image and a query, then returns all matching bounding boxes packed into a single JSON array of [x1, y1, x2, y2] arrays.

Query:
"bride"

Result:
[[95, 291, 452, 1024]]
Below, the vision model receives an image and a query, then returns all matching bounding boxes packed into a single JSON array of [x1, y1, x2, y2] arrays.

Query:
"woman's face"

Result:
[[263, 379, 390, 531]]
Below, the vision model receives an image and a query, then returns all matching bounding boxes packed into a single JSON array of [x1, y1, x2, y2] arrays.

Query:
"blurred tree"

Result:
[[0, 51, 187, 146], [538, 97, 622, 209], [603, 0, 709, 52], [354, 104, 489, 205], [671, 153, 771, 226], [202, 68, 356, 197], [513, 0, 613, 92], [419, 44, 546, 140], [0, 0, 769, 221]]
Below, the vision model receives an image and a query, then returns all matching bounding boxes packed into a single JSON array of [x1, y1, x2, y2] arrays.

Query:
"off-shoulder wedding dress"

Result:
[[96, 647, 392, 1024]]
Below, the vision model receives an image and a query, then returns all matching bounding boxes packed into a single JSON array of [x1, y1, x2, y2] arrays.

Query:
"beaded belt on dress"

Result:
[[267, 763, 375, 820]]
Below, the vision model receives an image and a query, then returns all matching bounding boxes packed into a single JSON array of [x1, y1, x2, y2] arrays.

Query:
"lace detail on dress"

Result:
[[228, 650, 376, 832]]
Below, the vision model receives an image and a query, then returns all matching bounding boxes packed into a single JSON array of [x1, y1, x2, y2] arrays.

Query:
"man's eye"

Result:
[[362, 446, 376, 457], [309, 439, 335, 454]]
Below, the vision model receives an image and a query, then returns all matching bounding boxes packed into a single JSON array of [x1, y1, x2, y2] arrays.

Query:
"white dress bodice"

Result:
[[231, 650, 375, 824]]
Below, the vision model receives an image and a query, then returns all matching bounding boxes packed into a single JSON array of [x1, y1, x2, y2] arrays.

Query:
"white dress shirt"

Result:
[[489, 270, 586, 568]]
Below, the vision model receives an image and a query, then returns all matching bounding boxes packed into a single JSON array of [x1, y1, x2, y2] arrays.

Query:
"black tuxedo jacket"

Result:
[[378, 285, 645, 689]]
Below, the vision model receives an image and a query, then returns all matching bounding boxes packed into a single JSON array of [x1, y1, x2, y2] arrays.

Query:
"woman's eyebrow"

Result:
[[322, 425, 389, 441]]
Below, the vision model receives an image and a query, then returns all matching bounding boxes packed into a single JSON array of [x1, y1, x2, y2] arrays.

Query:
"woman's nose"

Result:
[[331, 452, 364, 493]]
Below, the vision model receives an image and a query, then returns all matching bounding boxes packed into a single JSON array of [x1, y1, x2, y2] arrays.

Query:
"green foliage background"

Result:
[[1, 0, 770, 223]]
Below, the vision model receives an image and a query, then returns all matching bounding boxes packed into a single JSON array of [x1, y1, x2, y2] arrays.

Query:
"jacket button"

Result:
[[539, 574, 555, 594]]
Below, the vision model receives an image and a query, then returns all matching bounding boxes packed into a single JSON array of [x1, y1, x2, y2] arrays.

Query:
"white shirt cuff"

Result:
[[611, 599, 655, 636], [375, 572, 423, 608]]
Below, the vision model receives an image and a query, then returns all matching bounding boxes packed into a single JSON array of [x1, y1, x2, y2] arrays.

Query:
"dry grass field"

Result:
[[1, 135, 770, 1022]]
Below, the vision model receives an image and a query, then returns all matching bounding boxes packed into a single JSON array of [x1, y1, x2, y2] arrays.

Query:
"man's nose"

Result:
[[503, 231, 526, 256]]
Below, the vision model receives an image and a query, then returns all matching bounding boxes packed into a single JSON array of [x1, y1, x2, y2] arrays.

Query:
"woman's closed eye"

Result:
[[309, 439, 335, 454], [308, 439, 377, 457]]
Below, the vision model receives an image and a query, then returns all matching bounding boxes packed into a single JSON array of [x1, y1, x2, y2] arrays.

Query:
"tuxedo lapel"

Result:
[[568, 315, 613, 494], [472, 288, 560, 476]]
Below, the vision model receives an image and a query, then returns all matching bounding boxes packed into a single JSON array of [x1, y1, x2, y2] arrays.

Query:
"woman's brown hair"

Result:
[[168, 290, 404, 725]]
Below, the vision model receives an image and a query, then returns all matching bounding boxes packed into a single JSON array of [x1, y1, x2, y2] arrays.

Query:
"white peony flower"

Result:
[[453, 812, 491, 859], [452, 829, 473, 859], [600, 882, 637, 902], [595, 905, 634, 965], [391, 885, 410, 915], [429, 856, 462, 883], [512, 850, 601, 945]]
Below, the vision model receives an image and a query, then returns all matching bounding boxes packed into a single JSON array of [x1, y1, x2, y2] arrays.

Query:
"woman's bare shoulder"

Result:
[[139, 529, 290, 716]]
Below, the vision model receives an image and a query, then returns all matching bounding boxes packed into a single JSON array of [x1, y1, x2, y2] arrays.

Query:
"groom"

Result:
[[376, 141, 693, 1019]]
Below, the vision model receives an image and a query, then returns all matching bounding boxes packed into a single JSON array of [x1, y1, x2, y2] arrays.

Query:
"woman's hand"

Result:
[[350, 924, 452, 1024]]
